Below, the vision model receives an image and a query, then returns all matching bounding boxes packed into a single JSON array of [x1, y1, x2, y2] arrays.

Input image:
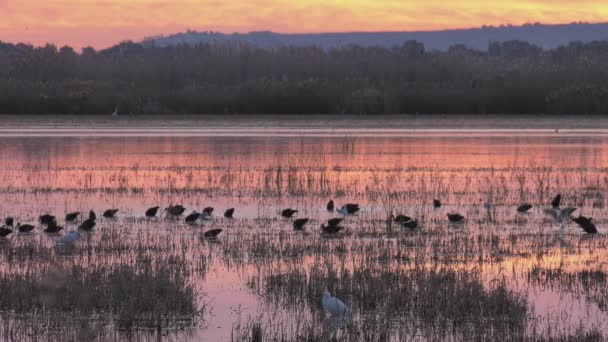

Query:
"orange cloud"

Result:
[[1, 0, 607, 49]]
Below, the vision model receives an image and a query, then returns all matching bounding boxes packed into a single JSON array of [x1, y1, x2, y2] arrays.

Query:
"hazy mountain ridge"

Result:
[[144, 22, 608, 51]]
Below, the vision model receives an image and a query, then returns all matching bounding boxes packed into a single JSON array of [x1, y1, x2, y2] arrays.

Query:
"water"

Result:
[[0, 115, 607, 340]]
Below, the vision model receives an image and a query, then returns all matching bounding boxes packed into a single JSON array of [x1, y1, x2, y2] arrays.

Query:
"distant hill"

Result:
[[144, 22, 608, 51]]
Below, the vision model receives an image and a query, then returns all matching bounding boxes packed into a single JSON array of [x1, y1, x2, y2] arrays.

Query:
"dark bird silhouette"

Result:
[[145, 206, 160, 218], [89, 210, 97, 220], [203, 228, 223, 238], [224, 208, 235, 218], [281, 208, 298, 218], [39, 214, 56, 225], [4, 217, 14, 227], [392, 214, 412, 224], [203, 207, 214, 215], [327, 200, 334, 211], [16, 223, 35, 233], [165, 205, 186, 217], [517, 204, 533, 213], [78, 218, 96, 231], [573, 216, 598, 234], [321, 224, 344, 234], [447, 213, 465, 223], [65, 212, 80, 222], [103, 209, 119, 218], [551, 194, 561, 209], [0, 226, 12, 238], [337, 204, 360, 215], [433, 199, 442, 208], [185, 211, 201, 223], [293, 218, 309, 230], [402, 219, 419, 230], [327, 218, 343, 227], [44, 221, 63, 233]]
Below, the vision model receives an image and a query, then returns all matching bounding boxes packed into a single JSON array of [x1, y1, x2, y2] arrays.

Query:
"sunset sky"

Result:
[[1, 0, 607, 49]]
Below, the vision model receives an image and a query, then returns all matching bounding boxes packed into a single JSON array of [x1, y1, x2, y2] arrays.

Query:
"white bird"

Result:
[[55, 230, 80, 245], [543, 207, 577, 223], [322, 289, 347, 317], [112, 105, 118, 116]]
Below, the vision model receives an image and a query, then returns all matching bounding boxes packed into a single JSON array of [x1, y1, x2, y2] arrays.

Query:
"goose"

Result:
[[203, 228, 222, 239], [165, 205, 186, 217], [327, 200, 335, 211], [0, 226, 12, 238], [543, 207, 577, 223], [185, 211, 201, 223], [16, 223, 35, 233], [321, 224, 344, 234], [322, 289, 347, 316], [201, 207, 214, 219], [56, 231, 80, 245], [392, 213, 412, 224], [337, 204, 359, 215], [293, 218, 309, 230], [327, 218, 343, 227], [517, 204, 533, 213], [44, 221, 63, 233], [281, 208, 298, 218], [39, 214, 56, 225], [224, 208, 235, 218], [433, 199, 441, 208], [103, 209, 119, 218], [89, 210, 97, 220], [4, 217, 13, 227], [145, 206, 160, 218], [402, 219, 418, 230], [447, 213, 465, 223], [551, 194, 561, 209], [65, 212, 80, 222], [78, 218, 96, 231], [572, 216, 597, 234]]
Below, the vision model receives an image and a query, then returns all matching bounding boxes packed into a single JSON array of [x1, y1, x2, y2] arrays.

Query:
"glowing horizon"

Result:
[[1, 0, 608, 50]]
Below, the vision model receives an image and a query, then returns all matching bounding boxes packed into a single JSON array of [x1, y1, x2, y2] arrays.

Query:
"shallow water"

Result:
[[1, 116, 607, 341]]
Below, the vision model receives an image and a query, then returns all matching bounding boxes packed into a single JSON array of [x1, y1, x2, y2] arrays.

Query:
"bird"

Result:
[[293, 218, 309, 230], [447, 213, 465, 223], [0, 226, 12, 238], [543, 207, 577, 223], [203, 228, 222, 239], [327, 218, 343, 227], [89, 210, 97, 220], [44, 221, 63, 233], [16, 223, 35, 233], [78, 218, 96, 231], [4, 217, 14, 227], [56, 231, 80, 245], [327, 200, 335, 211], [145, 206, 160, 218], [39, 214, 56, 225], [392, 214, 412, 224], [65, 212, 80, 222], [402, 219, 419, 230], [165, 205, 186, 217], [224, 208, 235, 218], [551, 194, 561, 209], [281, 208, 298, 218], [321, 224, 344, 234], [322, 289, 347, 316], [337, 204, 360, 215], [185, 211, 201, 223], [112, 105, 118, 117], [433, 199, 442, 208], [203, 207, 214, 215], [103, 209, 119, 218], [572, 216, 598, 234], [517, 204, 533, 213]]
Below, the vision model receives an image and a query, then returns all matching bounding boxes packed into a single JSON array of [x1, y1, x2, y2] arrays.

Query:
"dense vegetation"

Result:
[[1, 39, 608, 115]]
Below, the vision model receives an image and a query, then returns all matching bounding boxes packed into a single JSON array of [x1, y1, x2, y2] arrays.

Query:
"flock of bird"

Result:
[[0, 193, 599, 246]]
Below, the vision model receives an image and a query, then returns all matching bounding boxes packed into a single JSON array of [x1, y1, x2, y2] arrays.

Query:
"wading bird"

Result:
[[165, 205, 186, 217], [322, 289, 347, 316], [392, 213, 412, 224], [327, 218, 343, 227], [327, 200, 334, 211], [203, 228, 222, 239], [447, 213, 465, 223], [281, 208, 298, 218], [78, 218, 96, 231], [65, 212, 80, 222], [103, 209, 119, 218], [321, 224, 344, 234], [337, 204, 360, 215], [185, 211, 201, 223], [39, 214, 56, 225], [16, 223, 35, 233], [573, 216, 598, 234], [433, 199, 442, 208], [517, 204, 533, 213], [145, 206, 160, 218], [551, 194, 561, 209], [0, 226, 12, 238], [402, 219, 419, 230], [44, 221, 63, 233], [293, 218, 309, 230], [543, 207, 577, 223], [224, 208, 235, 218]]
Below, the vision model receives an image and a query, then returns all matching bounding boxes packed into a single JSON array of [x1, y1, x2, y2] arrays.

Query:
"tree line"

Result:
[[1, 39, 607, 115]]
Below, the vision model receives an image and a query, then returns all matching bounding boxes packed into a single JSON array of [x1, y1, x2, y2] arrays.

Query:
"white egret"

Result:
[[322, 289, 347, 317]]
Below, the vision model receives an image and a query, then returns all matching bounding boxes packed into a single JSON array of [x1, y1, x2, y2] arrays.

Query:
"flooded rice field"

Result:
[[0, 116, 608, 341]]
